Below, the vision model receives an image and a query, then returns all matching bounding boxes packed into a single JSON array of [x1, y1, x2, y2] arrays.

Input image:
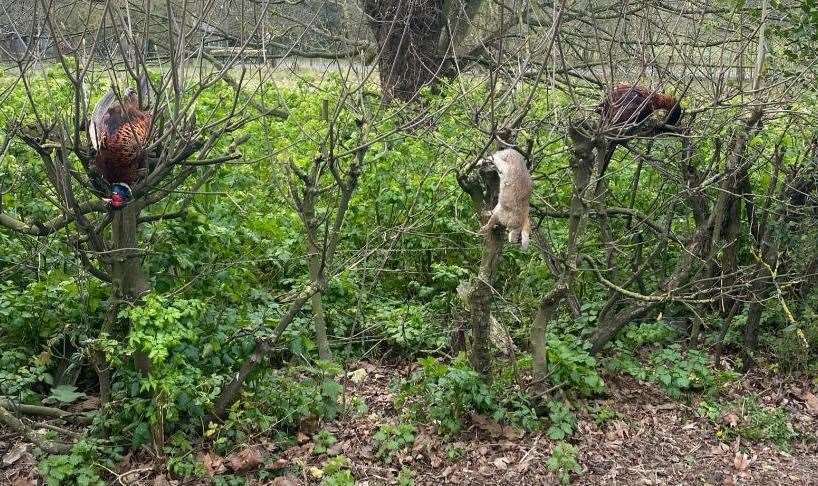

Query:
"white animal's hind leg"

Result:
[[520, 230, 530, 250], [479, 211, 499, 235], [508, 228, 520, 243]]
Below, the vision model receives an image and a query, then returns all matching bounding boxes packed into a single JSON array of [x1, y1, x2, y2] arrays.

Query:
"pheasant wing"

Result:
[[89, 88, 116, 150]]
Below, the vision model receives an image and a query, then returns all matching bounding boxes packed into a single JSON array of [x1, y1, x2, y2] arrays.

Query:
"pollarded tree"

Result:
[[361, 0, 484, 100], [0, 2, 269, 451]]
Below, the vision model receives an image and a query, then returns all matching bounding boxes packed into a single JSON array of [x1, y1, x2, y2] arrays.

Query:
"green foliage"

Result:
[[0, 275, 105, 401], [546, 334, 605, 396], [373, 423, 417, 462], [38, 440, 119, 486], [321, 469, 356, 486], [397, 467, 416, 486], [698, 396, 798, 450], [609, 331, 722, 399], [398, 356, 495, 434], [320, 456, 357, 485], [649, 345, 714, 398], [215, 362, 344, 452], [165, 433, 206, 478], [1, 65, 816, 478], [445, 444, 465, 461], [313, 430, 338, 455], [374, 300, 446, 351], [0, 276, 103, 347], [768, 290, 818, 374], [0, 348, 53, 401], [617, 322, 678, 351], [546, 401, 576, 440], [592, 405, 619, 426], [39, 454, 104, 486], [546, 441, 581, 485], [95, 295, 220, 444], [212, 475, 247, 486], [348, 396, 369, 416], [398, 355, 539, 434], [45, 385, 86, 405]]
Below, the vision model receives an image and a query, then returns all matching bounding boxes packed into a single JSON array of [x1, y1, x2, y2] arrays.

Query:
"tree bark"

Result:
[[308, 245, 332, 361], [364, 0, 447, 101], [531, 124, 596, 383], [109, 204, 159, 447], [468, 225, 504, 376]]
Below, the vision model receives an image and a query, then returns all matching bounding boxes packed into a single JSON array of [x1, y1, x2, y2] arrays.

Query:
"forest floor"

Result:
[[2, 360, 817, 485]]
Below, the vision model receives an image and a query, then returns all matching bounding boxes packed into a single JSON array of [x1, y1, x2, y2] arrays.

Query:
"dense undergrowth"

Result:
[[0, 66, 817, 485]]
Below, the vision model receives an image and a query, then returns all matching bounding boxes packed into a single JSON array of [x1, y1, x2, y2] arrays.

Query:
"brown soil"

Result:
[[2, 361, 816, 485]]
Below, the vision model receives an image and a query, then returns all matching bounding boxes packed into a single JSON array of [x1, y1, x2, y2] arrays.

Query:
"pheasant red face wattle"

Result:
[[89, 77, 151, 208]]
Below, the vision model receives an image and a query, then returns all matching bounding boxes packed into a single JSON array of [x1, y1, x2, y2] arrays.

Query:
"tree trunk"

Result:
[[364, 0, 446, 101], [742, 302, 763, 370], [110, 206, 150, 301], [91, 301, 120, 404], [468, 226, 504, 376], [308, 248, 332, 361], [109, 205, 159, 448], [456, 142, 509, 377], [531, 124, 596, 383], [530, 283, 567, 387]]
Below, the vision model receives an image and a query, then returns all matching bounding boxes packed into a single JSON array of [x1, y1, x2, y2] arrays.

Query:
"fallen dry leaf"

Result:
[[470, 413, 522, 439], [348, 368, 368, 384], [503, 425, 525, 440], [270, 476, 298, 486], [326, 442, 343, 456], [10, 478, 35, 486], [296, 432, 310, 444], [69, 396, 101, 412], [121, 469, 149, 484], [710, 445, 726, 456], [722, 413, 740, 427], [152, 474, 171, 486], [471, 413, 504, 437], [199, 452, 226, 476], [733, 452, 750, 472], [492, 457, 509, 471], [308, 466, 324, 479], [607, 420, 630, 440], [2, 443, 29, 467], [226, 446, 263, 472], [802, 392, 818, 416], [299, 414, 320, 435]]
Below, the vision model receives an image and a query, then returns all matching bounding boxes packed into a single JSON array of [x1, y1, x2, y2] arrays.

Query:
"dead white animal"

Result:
[[478, 148, 532, 249]]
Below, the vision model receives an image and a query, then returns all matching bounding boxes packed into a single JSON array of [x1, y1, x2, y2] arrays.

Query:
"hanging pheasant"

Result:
[[597, 83, 683, 176], [89, 75, 152, 209], [599, 83, 682, 131]]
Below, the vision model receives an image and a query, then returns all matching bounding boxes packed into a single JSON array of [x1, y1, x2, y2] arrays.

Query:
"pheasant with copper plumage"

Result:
[[89, 76, 152, 209], [596, 83, 683, 176], [599, 83, 682, 130]]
